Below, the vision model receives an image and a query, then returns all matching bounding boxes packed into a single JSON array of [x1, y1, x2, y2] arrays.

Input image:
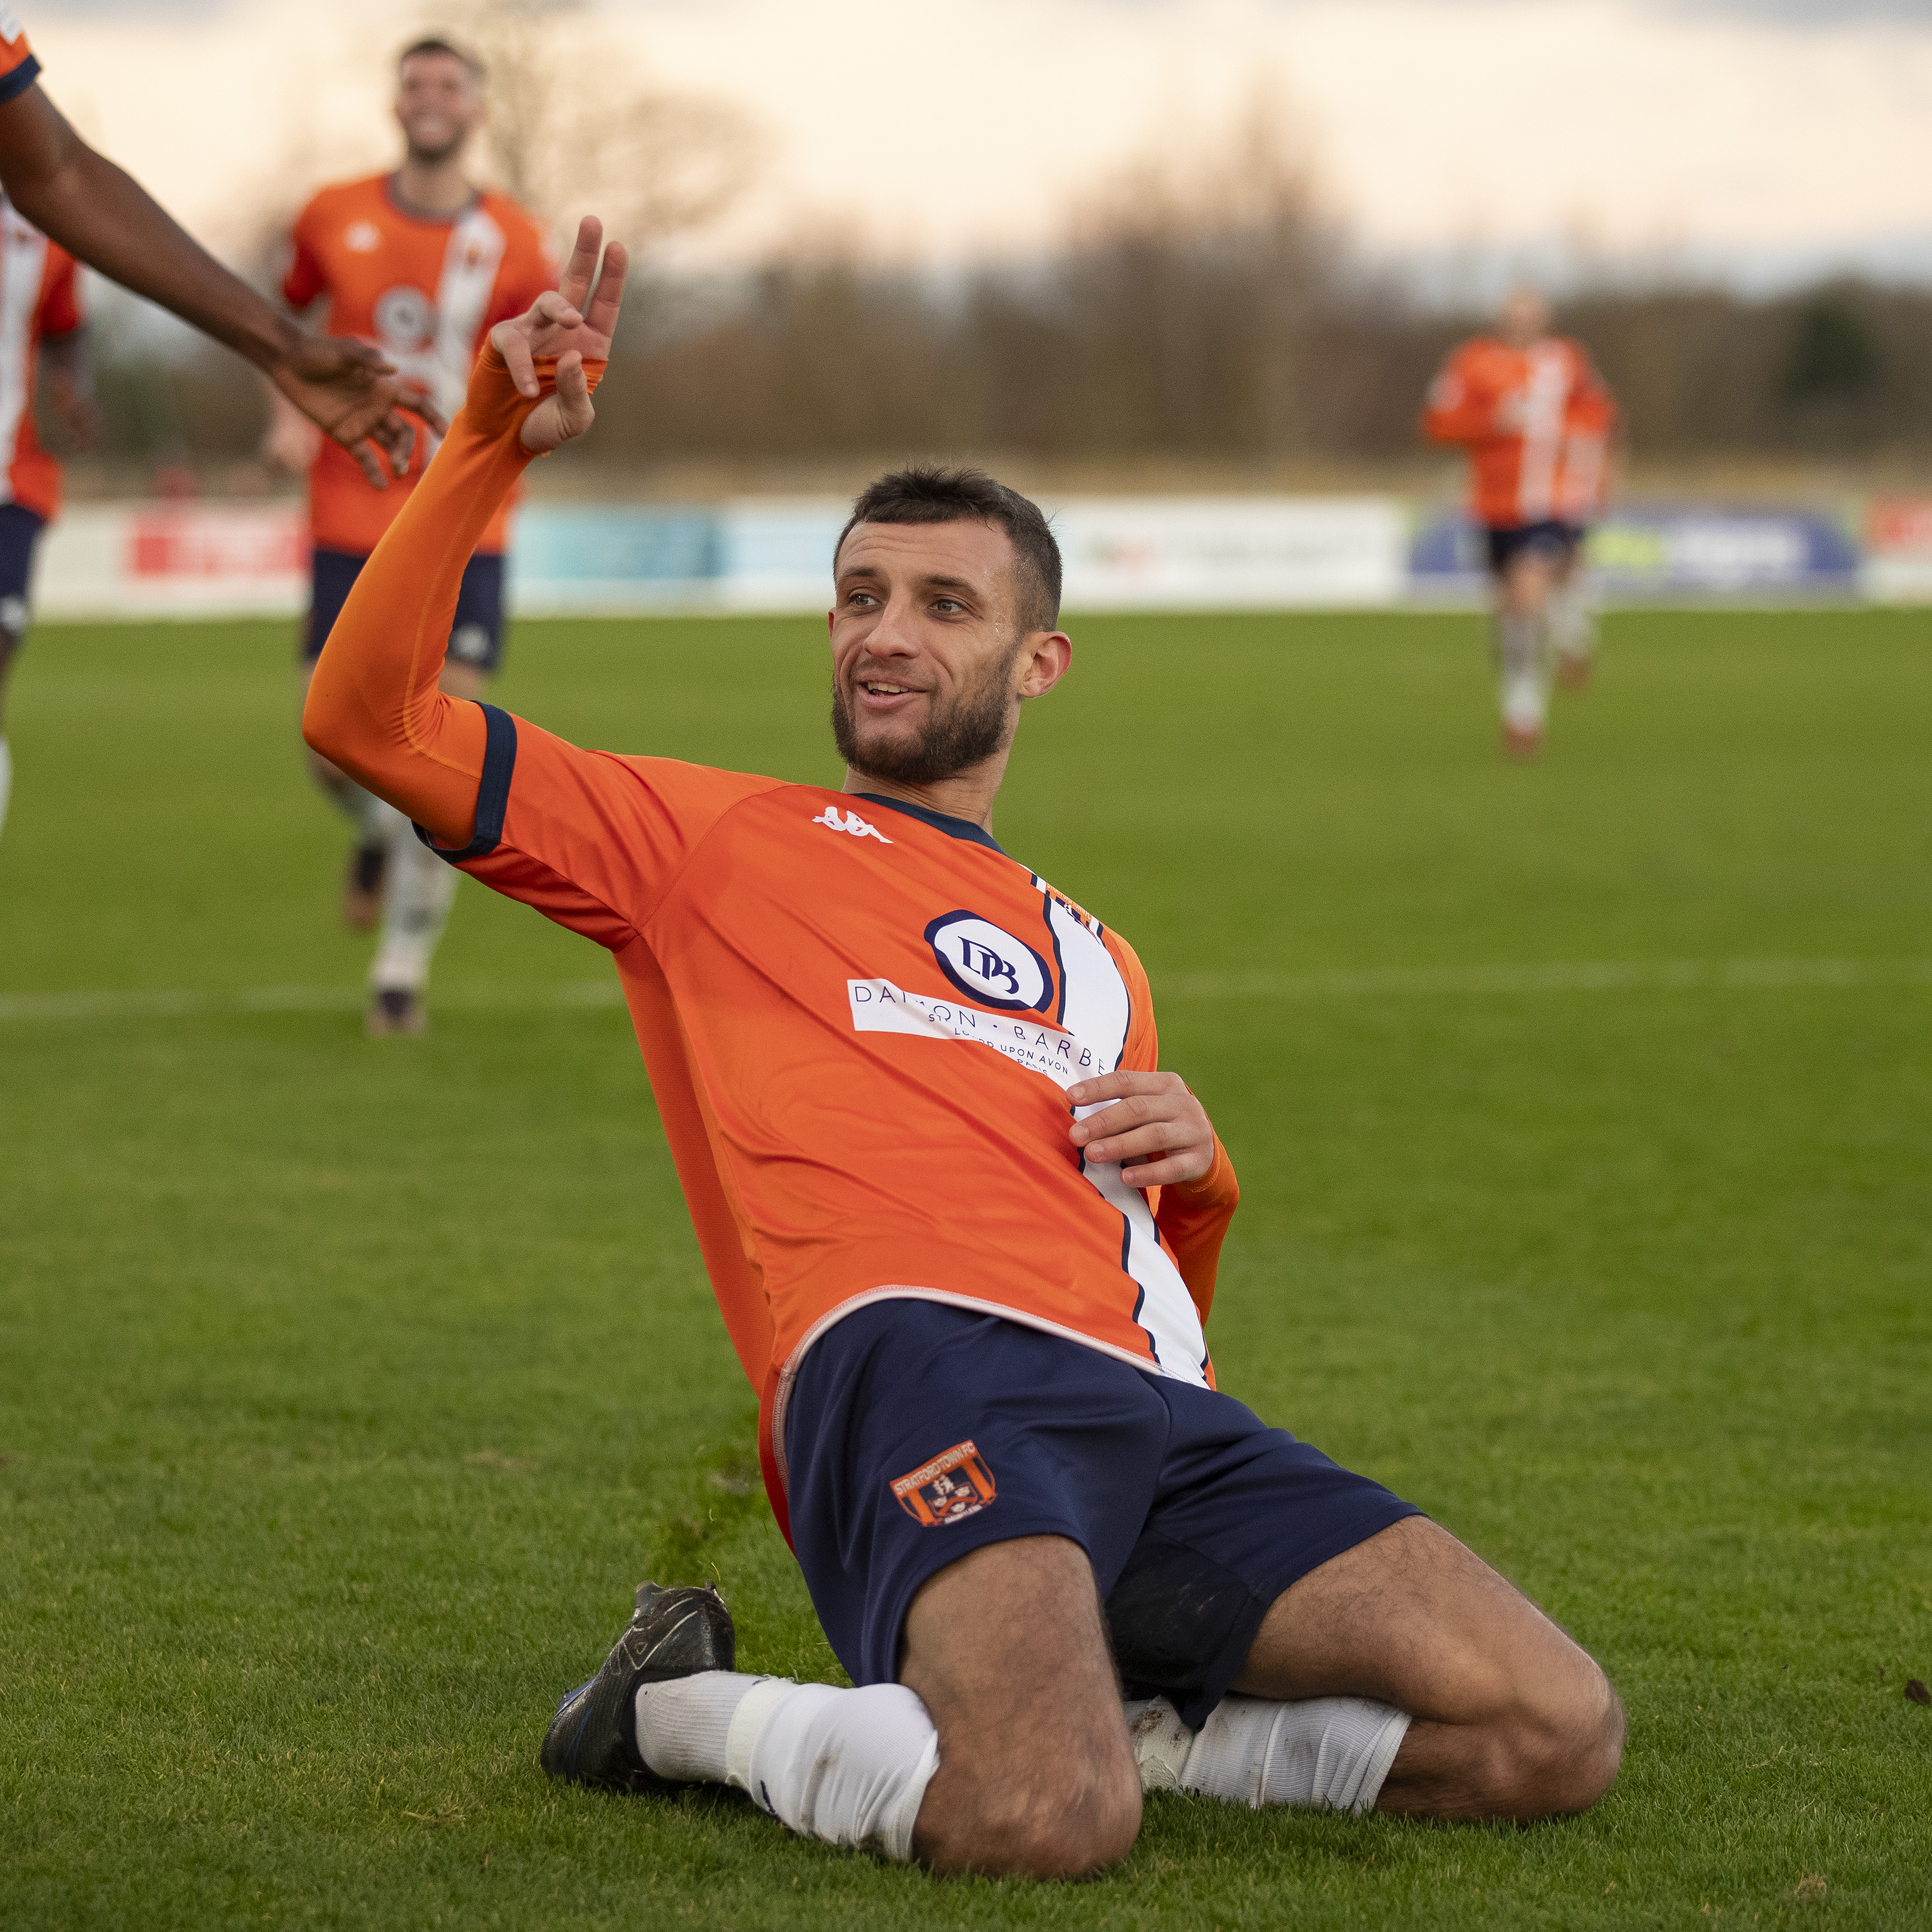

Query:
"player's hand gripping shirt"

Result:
[[0, 13, 39, 107], [282, 176, 554, 555], [1422, 335, 1617, 528], [0, 194, 79, 522], [304, 348, 1242, 1536]]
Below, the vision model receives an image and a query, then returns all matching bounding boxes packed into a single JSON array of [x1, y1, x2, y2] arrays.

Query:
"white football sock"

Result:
[[635, 1668, 764, 1782], [0, 733, 11, 842], [1495, 612, 1549, 732], [636, 1672, 940, 1862], [368, 815, 459, 993], [1126, 1693, 1410, 1815], [1549, 575, 1596, 666]]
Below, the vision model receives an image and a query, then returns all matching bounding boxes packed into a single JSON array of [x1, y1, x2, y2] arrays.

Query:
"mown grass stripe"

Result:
[[3, 958, 1927, 1025]]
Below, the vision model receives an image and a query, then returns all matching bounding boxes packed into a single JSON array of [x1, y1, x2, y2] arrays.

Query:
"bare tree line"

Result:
[[67, 7, 1932, 481]]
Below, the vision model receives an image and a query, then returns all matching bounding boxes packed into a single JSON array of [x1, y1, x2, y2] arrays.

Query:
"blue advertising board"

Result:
[[1409, 507, 1861, 601], [509, 503, 719, 610]]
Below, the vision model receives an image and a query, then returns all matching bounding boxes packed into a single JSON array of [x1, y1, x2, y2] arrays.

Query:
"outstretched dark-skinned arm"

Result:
[[0, 74, 432, 485]]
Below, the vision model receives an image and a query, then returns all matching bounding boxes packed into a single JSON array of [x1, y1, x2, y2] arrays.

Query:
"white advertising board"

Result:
[[37, 504, 306, 618], [29, 495, 1411, 621], [1047, 496, 1407, 610]]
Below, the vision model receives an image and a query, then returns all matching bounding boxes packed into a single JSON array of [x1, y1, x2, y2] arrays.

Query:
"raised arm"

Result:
[[302, 219, 625, 847], [0, 78, 430, 484]]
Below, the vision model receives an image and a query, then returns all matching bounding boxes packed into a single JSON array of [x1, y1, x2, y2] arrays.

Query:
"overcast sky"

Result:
[[29, 0, 1932, 289]]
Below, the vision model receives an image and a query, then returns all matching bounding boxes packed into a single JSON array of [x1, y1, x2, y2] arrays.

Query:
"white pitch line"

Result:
[[1159, 958, 1932, 1000], [1, 959, 1927, 1025], [0, 981, 626, 1023]]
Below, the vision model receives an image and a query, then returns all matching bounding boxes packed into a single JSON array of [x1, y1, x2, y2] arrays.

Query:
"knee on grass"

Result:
[[916, 1748, 1142, 1880], [1480, 1662, 1625, 1818]]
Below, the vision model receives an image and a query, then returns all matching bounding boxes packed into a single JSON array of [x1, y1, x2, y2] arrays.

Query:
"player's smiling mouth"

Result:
[[857, 678, 925, 704]]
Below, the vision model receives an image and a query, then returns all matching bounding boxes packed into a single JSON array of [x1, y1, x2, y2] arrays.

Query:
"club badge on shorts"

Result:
[[891, 1440, 997, 1527]]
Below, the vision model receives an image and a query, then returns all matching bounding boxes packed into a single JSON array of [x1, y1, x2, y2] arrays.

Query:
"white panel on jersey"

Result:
[[0, 204, 47, 508], [1515, 344, 1570, 523], [1041, 888, 1209, 1387], [431, 207, 508, 427], [849, 978, 1112, 1086]]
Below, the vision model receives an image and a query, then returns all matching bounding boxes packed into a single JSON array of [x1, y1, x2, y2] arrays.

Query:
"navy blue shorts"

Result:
[[0, 503, 45, 634], [1485, 520, 1582, 577], [303, 546, 506, 671], [783, 1300, 1420, 1730]]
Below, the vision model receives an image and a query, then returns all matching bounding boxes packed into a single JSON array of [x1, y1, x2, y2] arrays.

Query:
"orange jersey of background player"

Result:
[[0, 13, 39, 105], [0, 195, 79, 520], [306, 349, 1243, 1535], [1423, 335, 1617, 528], [282, 175, 553, 555]]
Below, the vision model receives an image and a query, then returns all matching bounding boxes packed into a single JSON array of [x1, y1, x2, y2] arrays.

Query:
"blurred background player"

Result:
[[1423, 288, 1618, 756], [0, 191, 95, 847], [264, 37, 554, 1036]]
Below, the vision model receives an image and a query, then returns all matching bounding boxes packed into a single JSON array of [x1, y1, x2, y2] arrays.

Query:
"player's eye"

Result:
[[933, 598, 963, 614]]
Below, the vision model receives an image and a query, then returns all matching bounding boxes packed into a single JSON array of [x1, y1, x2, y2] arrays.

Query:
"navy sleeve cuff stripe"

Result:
[[0, 57, 42, 107], [414, 701, 517, 863]]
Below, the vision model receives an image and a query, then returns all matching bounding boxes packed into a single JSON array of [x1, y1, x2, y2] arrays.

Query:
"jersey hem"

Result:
[[766, 1285, 1190, 1498]]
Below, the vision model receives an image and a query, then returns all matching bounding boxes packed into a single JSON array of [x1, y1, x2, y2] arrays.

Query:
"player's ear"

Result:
[[1018, 630, 1071, 700]]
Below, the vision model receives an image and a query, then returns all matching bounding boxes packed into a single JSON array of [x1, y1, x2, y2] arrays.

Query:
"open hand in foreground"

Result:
[[489, 216, 630, 455], [1067, 1071, 1217, 1190]]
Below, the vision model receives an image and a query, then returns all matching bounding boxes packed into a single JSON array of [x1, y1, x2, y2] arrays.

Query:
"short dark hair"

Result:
[[836, 465, 1062, 634], [399, 36, 485, 83]]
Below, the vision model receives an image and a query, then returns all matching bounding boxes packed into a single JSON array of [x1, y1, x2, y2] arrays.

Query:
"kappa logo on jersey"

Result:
[[891, 1440, 997, 1527], [343, 221, 383, 254], [925, 910, 1052, 1014], [810, 805, 893, 844]]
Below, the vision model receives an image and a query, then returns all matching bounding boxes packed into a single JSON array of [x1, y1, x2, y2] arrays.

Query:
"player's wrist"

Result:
[[245, 309, 308, 377]]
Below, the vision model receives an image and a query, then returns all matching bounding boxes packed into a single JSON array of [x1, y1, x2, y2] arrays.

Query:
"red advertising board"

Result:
[[1866, 499, 1932, 559], [127, 507, 308, 580]]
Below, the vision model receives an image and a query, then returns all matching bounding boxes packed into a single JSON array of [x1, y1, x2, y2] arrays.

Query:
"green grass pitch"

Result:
[[2, 606, 1929, 1929]]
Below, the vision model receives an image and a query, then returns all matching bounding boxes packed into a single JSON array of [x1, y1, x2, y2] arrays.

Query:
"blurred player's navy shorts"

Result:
[[783, 1298, 1420, 1729], [305, 546, 506, 672], [0, 503, 45, 634], [1485, 519, 1583, 576]]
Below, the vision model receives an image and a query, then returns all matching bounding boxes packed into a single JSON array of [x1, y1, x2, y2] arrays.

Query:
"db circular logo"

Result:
[[924, 910, 1053, 1013]]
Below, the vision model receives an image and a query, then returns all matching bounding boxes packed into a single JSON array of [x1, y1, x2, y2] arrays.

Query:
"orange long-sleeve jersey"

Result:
[[304, 347, 1242, 1539], [1422, 334, 1617, 528]]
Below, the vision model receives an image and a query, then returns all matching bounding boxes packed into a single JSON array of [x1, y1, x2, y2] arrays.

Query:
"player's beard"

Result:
[[404, 129, 469, 168], [831, 638, 1023, 787]]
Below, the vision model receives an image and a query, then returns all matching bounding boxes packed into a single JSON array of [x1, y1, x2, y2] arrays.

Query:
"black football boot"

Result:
[[539, 1581, 736, 1792]]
